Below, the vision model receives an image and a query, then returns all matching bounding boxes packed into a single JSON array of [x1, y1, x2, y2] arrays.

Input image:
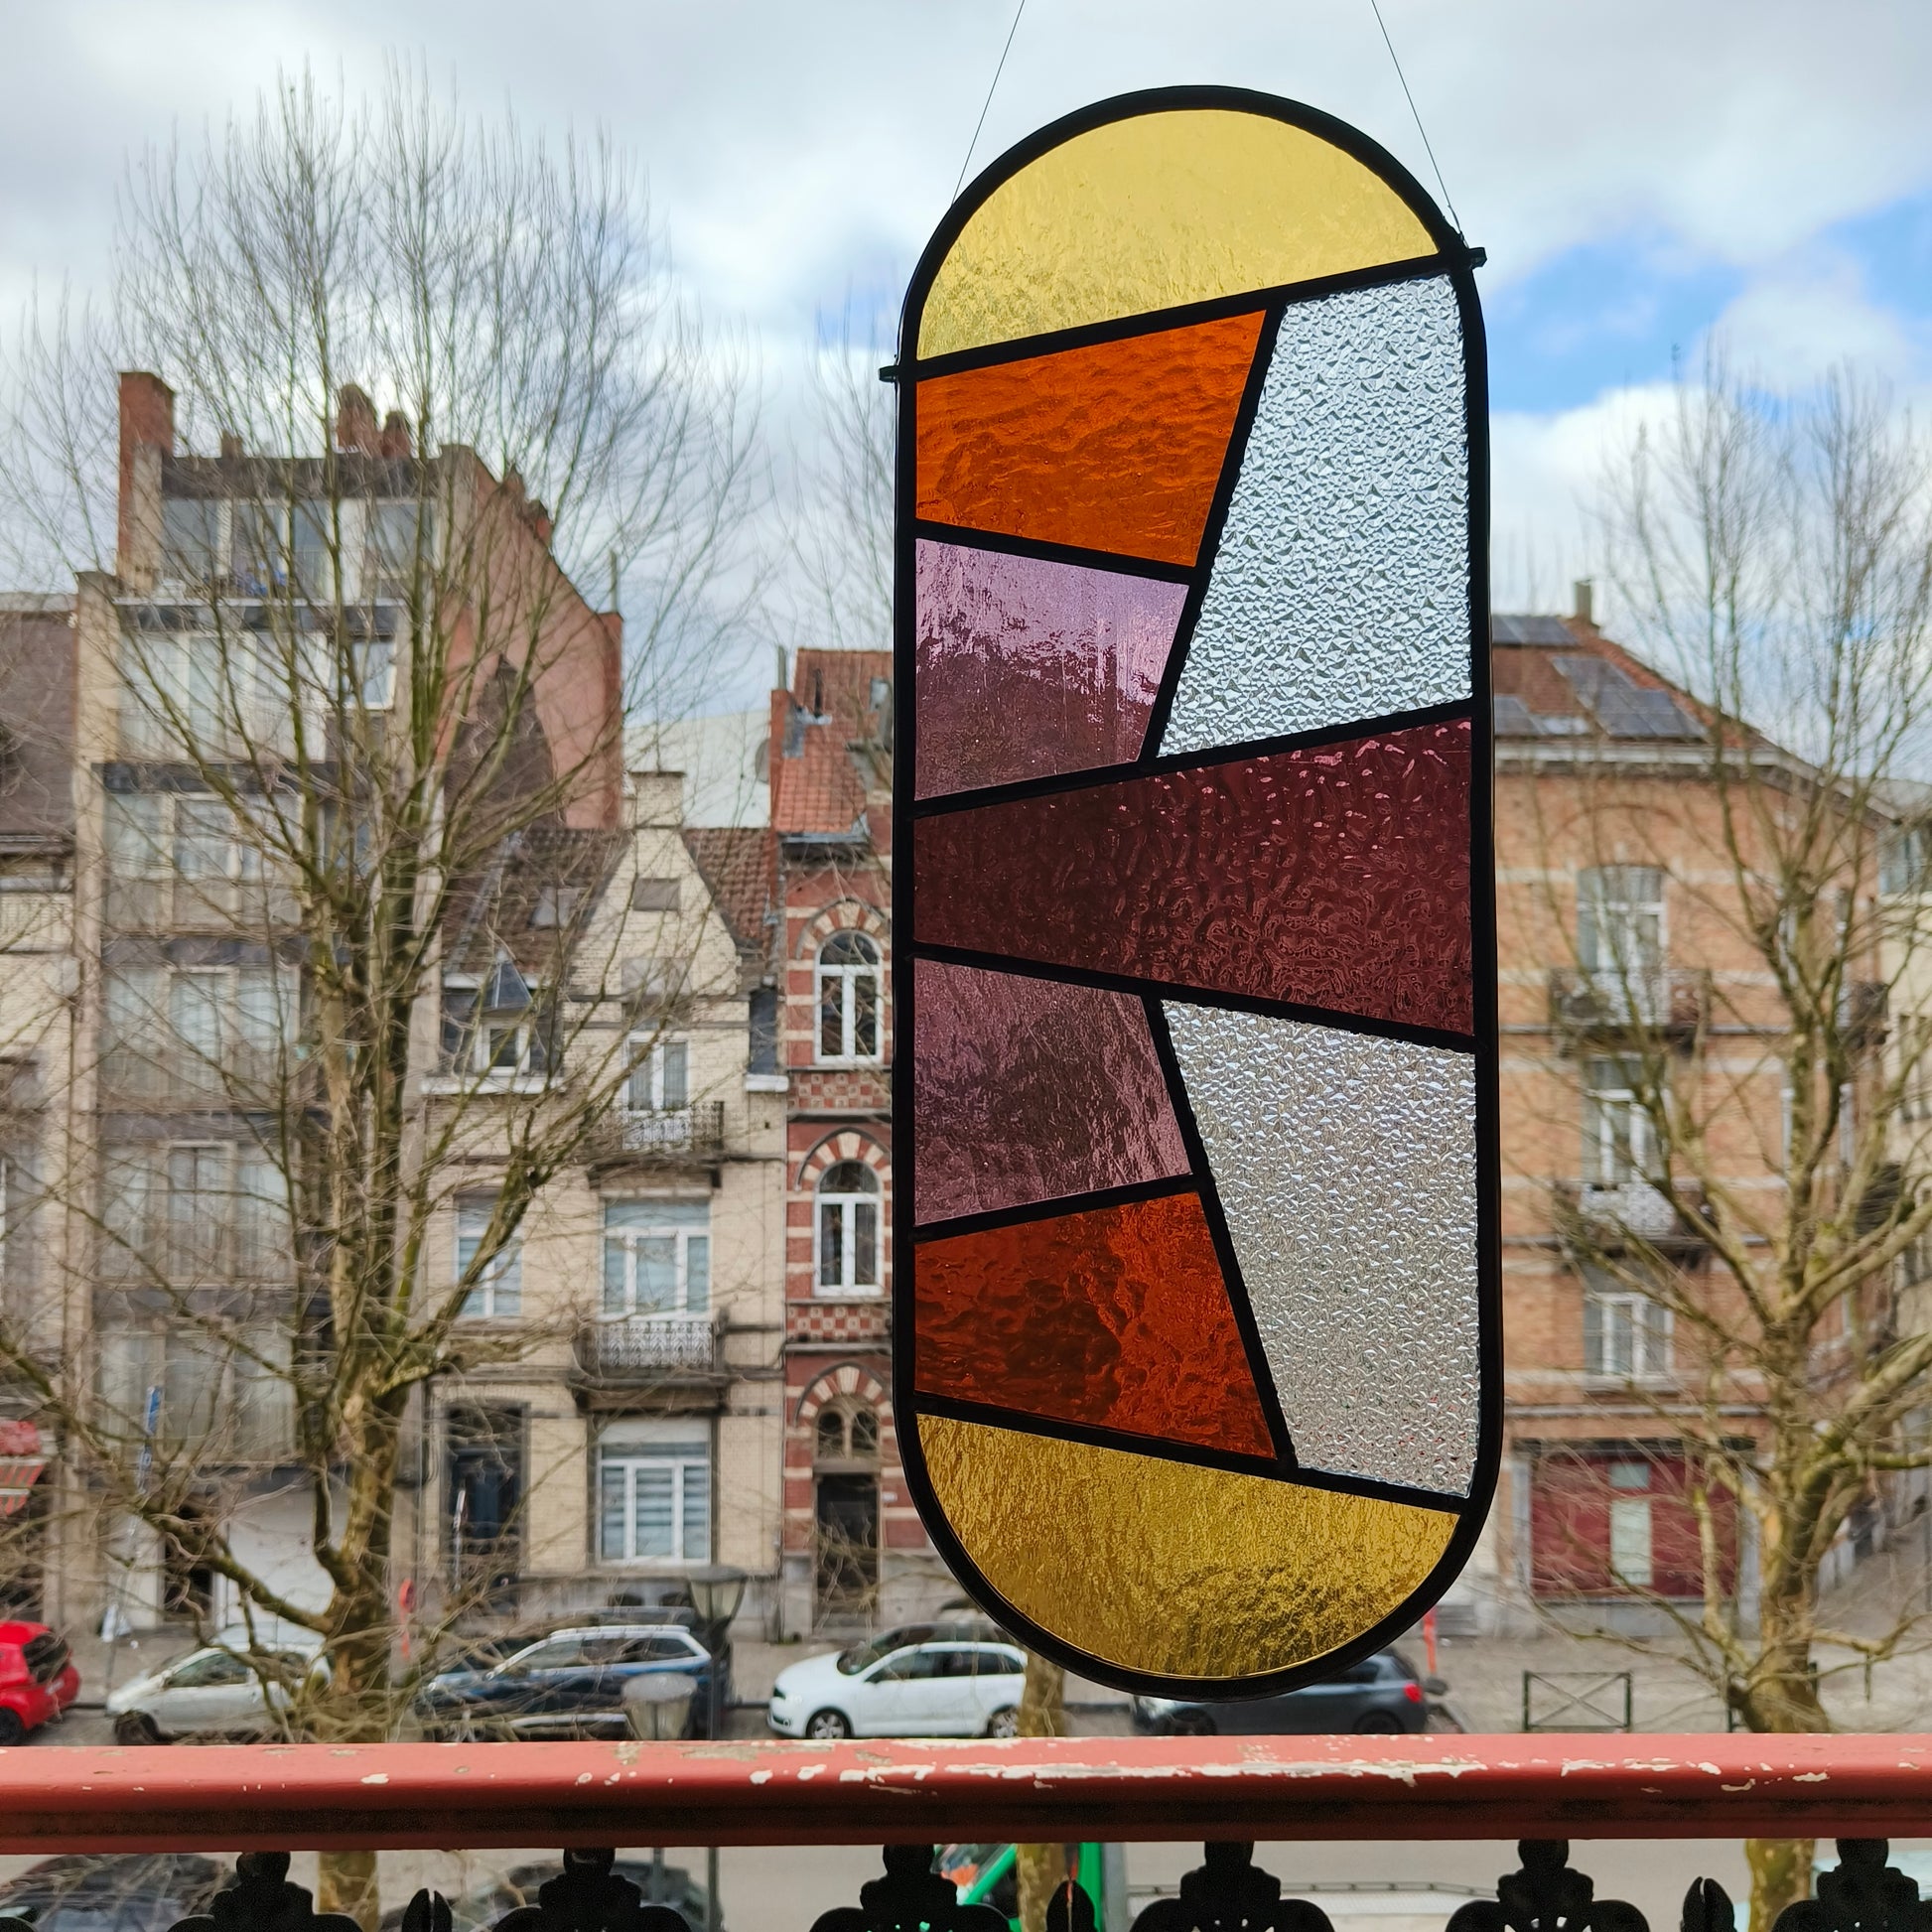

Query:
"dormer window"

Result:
[[442, 956, 553, 1077]]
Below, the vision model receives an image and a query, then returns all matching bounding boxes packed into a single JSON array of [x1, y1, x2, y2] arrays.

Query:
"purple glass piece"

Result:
[[912, 958, 1190, 1226], [914, 539, 1188, 799]]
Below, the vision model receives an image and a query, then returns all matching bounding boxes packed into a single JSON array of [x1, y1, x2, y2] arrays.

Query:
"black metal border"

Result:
[[891, 84, 1497, 1699]]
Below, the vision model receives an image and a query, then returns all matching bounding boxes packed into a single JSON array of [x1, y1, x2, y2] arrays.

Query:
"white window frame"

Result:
[[1583, 1057, 1655, 1188], [602, 1199, 711, 1318], [1584, 1278, 1673, 1382], [456, 1199, 522, 1320], [624, 1035, 690, 1115], [815, 1160, 883, 1297], [441, 968, 552, 1082], [815, 931, 883, 1065], [1606, 1459, 1655, 1587], [598, 1434, 711, 1565]]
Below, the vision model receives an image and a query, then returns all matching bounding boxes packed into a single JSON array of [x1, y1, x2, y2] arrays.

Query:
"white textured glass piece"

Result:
[[1160, 275, 1469, 754], [1165, 1003, 1479, 1494]]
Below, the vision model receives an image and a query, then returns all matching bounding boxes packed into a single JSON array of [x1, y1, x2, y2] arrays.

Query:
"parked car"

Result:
[[0, 1855, 226, 1932], [767, 1635, 1027, 1739], [106, 1627, 325, 1744], [0, 1620, 80, 1744], [415, 1622, 726, 1740], [377, 1861, 715, 1932], [1131, 1649, 1442, 1735]]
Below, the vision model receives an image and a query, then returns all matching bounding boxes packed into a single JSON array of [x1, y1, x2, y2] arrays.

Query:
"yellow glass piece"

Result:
[[918, 110, 1437, 359], [918, 1415, 1457, 1680]]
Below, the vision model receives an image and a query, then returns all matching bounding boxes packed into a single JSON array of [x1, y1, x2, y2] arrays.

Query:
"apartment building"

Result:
[[767, 648, 948, 1634], [8, 371, 783, 1643], [0, 595, 78, 1618]]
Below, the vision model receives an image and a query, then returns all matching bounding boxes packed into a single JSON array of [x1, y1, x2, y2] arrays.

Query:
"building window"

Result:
[[815, 1400, 880, 1465], [603, 1199, 710, 1316], [748, 987, 779, 1075], [96, 1322, 293, 1461], [100, 1143, 292, 1285], [599, 1425, 710, 1564], [160, 499, 222, 589], [1583, 1056, 1654, 1187], [456, 1199, 522, 1319], [1578, 866, 1665, 1019], [441, 957, 553, 1078], [816, 1160, 881, 1295], [448, 1404, 522, 1599], [815, 930, 882, 1064], [625, 1035, 689, 1116], [1607, 1459, 1654, 1587], [1582, 1267, 1672, 1380], [103, 963, 298, 1100]]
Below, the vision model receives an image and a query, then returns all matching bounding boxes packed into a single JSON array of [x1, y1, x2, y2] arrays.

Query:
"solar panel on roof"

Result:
[[1491, 615, 1575, 646], [1552, 657, 1703, 740], [1491, 693, 1539, 737]]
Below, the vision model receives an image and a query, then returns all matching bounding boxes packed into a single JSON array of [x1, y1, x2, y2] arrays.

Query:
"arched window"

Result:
[[816, 930, 882, 1064], [813, 1399, 881, 1466], [816, 1160, 882, 1295], [816, 1408, 847, 1459]]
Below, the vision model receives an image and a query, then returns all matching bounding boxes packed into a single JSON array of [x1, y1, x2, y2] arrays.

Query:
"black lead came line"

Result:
[[906, 694, 1476, 820], [910, 1173, 1197, 1246]]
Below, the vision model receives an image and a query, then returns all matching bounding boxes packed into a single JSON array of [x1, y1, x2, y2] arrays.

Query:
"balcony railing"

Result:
[[574, 1312, 724, 1380], [1549, 967, 1711, 1042], [586, 1101, 727, 1166]]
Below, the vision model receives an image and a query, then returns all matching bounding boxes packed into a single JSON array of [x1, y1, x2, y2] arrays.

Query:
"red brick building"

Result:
[[768, 648, 943, 1632]]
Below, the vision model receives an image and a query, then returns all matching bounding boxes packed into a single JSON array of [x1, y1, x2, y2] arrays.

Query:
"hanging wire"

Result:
[[1366, 0, 1464, 237], [954, 0, 1030, 203]]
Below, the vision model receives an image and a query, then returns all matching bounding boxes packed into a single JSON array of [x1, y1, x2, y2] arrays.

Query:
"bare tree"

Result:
[[1543, 356, 1932, 1930], [0, 67, 759, 1928]]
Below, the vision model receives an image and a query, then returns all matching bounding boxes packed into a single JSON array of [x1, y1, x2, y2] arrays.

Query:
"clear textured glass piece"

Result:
[[1164, 1003, 1480, 1495], [1161, 275, 1470, 754]]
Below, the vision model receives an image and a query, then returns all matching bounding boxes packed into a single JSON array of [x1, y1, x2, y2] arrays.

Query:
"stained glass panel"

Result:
[[897, 89, 1493, 1694], [911, 959, 1187, 1224]]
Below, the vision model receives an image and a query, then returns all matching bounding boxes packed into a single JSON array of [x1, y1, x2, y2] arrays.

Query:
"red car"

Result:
[[0, 1621, 79, 1744]]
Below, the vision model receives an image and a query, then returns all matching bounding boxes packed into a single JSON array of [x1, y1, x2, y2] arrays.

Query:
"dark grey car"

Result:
[[1130, 1649, 1442, 1735]]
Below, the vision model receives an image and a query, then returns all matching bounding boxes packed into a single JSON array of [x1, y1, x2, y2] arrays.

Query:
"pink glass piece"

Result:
[[912, 958, 1190, 1226], [913, 540, 1188, 799]]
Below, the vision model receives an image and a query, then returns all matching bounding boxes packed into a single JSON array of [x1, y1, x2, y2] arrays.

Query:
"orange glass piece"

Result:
[[912, 1191, 1274, 1458], [915, 311, 1265, 569]]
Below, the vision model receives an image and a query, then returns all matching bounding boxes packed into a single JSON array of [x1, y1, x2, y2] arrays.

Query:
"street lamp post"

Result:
[[681, 1565, 746, 1932]]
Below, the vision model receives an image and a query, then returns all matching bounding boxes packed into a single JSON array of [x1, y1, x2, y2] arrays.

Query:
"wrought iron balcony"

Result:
[[573, 1312, 725, 1384], [4, 1734, 1932, 1932], [586, 1102, 727, 1167], [1548, 967, 1711, 1044]]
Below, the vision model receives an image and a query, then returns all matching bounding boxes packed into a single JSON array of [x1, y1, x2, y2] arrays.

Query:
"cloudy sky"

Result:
[[4, 0, 1930, 630]]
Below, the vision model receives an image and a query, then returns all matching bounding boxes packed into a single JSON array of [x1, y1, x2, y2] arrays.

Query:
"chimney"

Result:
[[218, 431, 244, 461], [117, 372, 175, 585], [336, 384, 378, 456], [378, 410, 412, 460], [527, 498, 552, 547], [1573, 578, 1595, 627]]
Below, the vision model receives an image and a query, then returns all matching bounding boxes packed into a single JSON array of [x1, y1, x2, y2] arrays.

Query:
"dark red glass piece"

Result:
[[912, 719, 1474, 1036], [912, 1191, 1275, 1457], [912, 958, 1188, 1226], [914, 540, 1186, 799]]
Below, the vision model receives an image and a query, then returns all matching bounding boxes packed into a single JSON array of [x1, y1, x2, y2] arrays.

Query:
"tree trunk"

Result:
[[318, 1850, 380, 1931], [1744, 1838, 1813, 1932], [1014, 1650, 1067, 1932]]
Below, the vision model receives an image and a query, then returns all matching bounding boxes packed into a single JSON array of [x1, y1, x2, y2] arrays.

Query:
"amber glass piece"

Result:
[[914, 541, 1186, 798], [915, 311, 1263, 569], [912, 958, 1186, 1224], [913, 1192, 1271, 1457], [918, 108, 1437, 359], [916, 1415, 1457, 1679], [913, 721, 1473, 1036]]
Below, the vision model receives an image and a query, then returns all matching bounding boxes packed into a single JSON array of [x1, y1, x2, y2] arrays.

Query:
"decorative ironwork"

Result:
[[1130, 1843, 1333, 1932], [169, 1854, 363, 1932], [487, 1851, 691, 1932], [809, 1846, 1010, 1932], [1445, 1841, 1648, 1932], [1774, 1841, 1932, 1932], [1681, 1877, 1734, 1932]]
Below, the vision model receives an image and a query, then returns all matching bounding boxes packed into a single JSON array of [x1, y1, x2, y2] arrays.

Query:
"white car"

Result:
[[767, 1633, 1027, 1739], [107, 1624, 325, 1744]]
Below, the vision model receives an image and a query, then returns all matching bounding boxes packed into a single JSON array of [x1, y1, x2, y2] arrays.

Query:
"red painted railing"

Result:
[[3, 1733, 1929, 1853]]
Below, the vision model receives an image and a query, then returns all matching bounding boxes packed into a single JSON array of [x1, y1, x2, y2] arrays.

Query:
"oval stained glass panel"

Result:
[[895, 86, 1498, 1697]]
